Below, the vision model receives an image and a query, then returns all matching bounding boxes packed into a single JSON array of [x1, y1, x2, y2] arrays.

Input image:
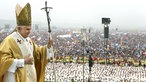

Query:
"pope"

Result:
[[0, 3, 53, 82]]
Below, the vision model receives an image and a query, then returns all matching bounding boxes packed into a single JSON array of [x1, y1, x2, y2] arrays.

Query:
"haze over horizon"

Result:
[[0, 0, 146, 31]]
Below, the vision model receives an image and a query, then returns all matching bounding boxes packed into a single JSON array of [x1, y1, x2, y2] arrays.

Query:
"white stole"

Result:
[[10, 32, 37, 82]]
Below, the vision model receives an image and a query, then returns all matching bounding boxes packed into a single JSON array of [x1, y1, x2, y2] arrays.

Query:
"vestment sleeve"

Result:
[[0, 38, 14, 77], [32, 42, 48, 82]]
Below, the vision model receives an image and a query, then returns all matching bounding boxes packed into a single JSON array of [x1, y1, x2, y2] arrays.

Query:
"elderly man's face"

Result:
[[18, 26, 31, 38]]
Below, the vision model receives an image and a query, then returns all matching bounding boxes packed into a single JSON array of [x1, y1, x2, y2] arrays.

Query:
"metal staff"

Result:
[[41, 1, 52, 33], [41, 1, 56, 82]]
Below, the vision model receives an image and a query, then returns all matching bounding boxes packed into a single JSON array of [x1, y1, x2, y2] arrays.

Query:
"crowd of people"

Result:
[[44, 63, 146, 82], [29, 28, 146, 66], [1, 28, 146, 61], [1, 28, 146, 81]]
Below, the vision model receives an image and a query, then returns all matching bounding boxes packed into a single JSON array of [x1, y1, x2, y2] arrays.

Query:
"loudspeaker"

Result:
[[104, 26, 109, 38], [102, 18, 111, 24]]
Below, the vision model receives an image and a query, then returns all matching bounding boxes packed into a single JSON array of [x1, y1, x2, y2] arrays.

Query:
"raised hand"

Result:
[[47, 37, 53, 48]]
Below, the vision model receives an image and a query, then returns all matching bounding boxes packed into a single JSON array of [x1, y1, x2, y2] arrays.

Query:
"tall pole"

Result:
[[81, 28, 87, 82], [41, 1, 56, 82], [83, 41, 85, 82], [104, 23, 110, 65], [104, 24, 109, 65], [114, 28, 118, 66], [87, 28, 93, 82], [102, 18, 110, 65]]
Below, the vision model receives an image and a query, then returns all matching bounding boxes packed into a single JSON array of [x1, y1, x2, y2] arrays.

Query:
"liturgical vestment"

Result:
[[0, 31, 52, 82]]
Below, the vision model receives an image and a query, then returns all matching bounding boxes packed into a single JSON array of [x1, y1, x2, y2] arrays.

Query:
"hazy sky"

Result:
[[0, 0, 146, 30]]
